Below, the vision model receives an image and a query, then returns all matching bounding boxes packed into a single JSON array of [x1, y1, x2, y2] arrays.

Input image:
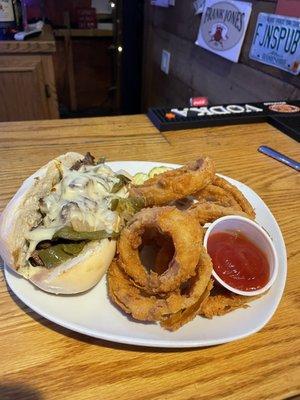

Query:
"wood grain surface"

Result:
[[0, 115, 299, 400], [0, 26, 55, 54]]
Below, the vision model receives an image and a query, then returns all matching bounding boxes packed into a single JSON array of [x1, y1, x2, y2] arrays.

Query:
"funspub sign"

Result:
[[249, 13, 300, 75], [196, 0, 252, 62]]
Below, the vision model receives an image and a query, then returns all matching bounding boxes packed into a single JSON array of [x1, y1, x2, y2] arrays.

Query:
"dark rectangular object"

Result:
[[147, 101, 300, 132], [121, 0, 144, 114], [268, 116, 300, 142], [76, 7, 97, 29]]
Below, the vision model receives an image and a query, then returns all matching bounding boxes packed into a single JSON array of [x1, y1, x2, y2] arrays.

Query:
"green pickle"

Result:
[[132, 167, 172, 185], [132, 173, 148, 185], [148, 166, 172, 179]]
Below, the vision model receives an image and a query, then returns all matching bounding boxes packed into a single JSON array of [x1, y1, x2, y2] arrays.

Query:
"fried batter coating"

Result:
[[108, 248, 212, 325], [187, 202, 252, 225], [118, 206, 203, 293], [129, 157, 215, 206], [199, 283, 261, 318], [153, 240, 175, 275], [193, 185, 241, 210], [107, 158, 262, 331], [194, 176, 255, 218], [161, 278, 213, 332]]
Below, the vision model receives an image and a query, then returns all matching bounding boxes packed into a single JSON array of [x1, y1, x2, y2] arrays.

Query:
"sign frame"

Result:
[[249, 13, 300, 75], [195, 0, 252, 63]]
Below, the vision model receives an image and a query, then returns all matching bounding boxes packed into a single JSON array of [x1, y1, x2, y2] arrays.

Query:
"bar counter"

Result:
[[0, 115, 299, 400]]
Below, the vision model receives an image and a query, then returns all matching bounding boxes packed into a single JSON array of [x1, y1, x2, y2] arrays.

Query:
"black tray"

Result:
[[147, 101, 300, 138], [268, 115, 300, 142]]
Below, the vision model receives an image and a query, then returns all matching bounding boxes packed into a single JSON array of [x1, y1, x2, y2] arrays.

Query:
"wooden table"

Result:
[[0, 116, 299, 400]]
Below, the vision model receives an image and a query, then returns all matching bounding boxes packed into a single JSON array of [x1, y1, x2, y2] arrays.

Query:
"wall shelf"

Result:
[[53, 29, 113, 38]]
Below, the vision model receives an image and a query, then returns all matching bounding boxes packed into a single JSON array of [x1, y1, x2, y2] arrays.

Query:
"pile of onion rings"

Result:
[[108, 207, 213, 330], [108, 156, 258, 331]]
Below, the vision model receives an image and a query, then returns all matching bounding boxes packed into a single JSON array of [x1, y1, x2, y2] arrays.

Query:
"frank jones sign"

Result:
[[196, 0, 252, 62]]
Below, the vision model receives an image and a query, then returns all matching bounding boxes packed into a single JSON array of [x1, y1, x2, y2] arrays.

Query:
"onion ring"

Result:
[[199, 283, 261, 318], [193, 185, 241, 210], [161, 279, 213, 331], [187, 202, 252, 225], [118, 206, 203, 293], [153, 239, 175, 275], [129, 157, 215, 206], [193, 176, 255, 218], [108, 249, 213, 324]]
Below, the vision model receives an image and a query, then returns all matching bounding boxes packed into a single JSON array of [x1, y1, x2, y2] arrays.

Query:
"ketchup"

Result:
[[207, 231, 270, 292]]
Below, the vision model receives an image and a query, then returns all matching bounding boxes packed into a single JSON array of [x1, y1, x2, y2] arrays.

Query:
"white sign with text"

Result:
[[249, 13, 300, 75], [194, 0, 206, 15], [196, 0, 252, 62]]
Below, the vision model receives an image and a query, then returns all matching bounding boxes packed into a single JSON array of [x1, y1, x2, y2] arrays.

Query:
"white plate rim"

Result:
[[4, 161, 287, 348]]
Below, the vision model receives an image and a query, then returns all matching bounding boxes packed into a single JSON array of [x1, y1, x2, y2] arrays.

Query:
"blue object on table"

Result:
[[258, 146, 300, 172]]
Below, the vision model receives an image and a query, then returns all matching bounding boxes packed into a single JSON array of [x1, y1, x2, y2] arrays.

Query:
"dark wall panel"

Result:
[[142, 0, 300, 109]]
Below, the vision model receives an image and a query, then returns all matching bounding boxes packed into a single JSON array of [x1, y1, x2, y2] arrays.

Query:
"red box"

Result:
[[276, 0, 300, 18], [76, 7, 97, 29]]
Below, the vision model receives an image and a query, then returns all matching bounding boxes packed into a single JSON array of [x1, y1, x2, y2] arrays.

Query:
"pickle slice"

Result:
[[132, 173, 149, 185], [148, 166, 172, 178]]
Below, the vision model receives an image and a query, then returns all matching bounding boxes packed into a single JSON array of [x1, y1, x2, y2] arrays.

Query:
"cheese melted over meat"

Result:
[[25, 162, 128, 257]]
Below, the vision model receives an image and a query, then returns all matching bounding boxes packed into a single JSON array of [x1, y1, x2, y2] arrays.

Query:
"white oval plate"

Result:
[[4, 161, 287, 348]]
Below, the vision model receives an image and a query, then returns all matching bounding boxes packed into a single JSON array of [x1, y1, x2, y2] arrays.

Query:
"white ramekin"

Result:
[[203, 216, 278, 296]]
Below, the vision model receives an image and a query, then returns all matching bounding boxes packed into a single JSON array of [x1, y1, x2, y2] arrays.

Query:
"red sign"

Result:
[[190, 97, 209, 107], [76, 7, 97, 29], [276, 0, 300, 18]]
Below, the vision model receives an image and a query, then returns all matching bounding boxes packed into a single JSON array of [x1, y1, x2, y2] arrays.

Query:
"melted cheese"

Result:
[[25, 162, 128, 251]]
